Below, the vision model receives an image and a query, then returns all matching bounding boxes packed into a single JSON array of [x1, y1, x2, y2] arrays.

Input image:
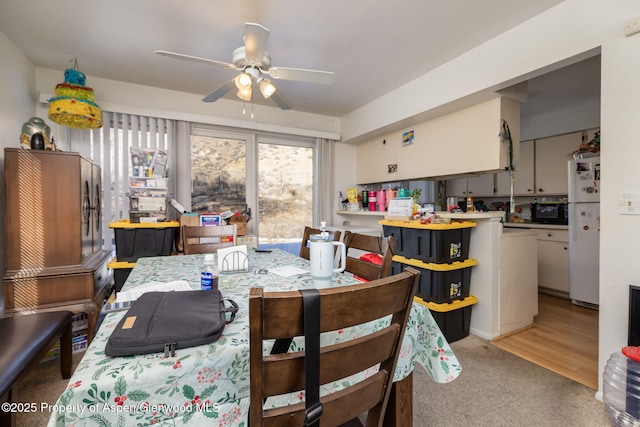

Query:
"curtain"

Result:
[[59, 111, 176, 251], [315, 138, 335, 226]]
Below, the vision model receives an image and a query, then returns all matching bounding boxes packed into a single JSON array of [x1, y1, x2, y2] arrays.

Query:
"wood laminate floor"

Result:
[[492, 292, 599, 390]]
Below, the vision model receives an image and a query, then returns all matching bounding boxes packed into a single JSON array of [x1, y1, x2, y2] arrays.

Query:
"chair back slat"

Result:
[[262, 326, 399, 396], [343, 231, 396, 281]]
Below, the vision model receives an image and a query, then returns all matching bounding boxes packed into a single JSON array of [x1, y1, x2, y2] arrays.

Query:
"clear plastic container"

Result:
[[603, 348, 640, 426], [200, 254, 218, 291]]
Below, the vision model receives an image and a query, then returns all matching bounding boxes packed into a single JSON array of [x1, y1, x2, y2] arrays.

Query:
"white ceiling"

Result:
[[1, 0, 598, 118]]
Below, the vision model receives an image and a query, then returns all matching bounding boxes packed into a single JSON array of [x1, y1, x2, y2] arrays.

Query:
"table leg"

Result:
[[383, 371, 413, 427]]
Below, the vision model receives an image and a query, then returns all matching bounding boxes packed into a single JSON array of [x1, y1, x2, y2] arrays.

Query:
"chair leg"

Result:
[[60, 321, 72, 379]]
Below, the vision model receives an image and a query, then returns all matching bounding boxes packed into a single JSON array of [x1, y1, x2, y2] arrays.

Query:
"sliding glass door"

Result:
[[257, 138, 314, 252], [190, 127, 315, 253]]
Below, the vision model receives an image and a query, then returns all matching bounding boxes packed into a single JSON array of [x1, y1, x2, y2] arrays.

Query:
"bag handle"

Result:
[[223, 298, 239, 323]]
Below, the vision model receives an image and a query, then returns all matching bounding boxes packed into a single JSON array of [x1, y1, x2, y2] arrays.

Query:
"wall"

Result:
[[34, 68, 341, 144], [0, 31, 37, 313]]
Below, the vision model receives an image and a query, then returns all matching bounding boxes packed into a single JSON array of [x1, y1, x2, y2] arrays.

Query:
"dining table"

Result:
[[47, 248, 461, 426]]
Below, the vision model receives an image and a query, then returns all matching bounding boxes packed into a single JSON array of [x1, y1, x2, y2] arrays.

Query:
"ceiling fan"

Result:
[[155, 23, 336, 110]]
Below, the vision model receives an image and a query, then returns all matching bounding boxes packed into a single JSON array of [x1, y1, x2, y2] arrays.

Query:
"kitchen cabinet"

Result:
[[500, 229, 538, 335], [535, 228, 569, 296], [446, 174, 495, 198], [534, 133, 582, 195], [496, 140, 535, 195], [3, 148, 112, 343], [356, 97, 520, 184]]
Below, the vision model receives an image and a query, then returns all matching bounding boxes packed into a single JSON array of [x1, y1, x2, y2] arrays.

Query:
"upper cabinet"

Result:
[[496, 140, 535, 195], [533, 132, 582, 195], [447, 174, 495, 198], [493, 128, 600, 197], [355, 97, 521, 184]]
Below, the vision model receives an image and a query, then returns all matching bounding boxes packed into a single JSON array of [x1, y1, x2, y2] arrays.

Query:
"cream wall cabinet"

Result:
[[446, 174, 495, 198], [495, 140, 535, 196], [534, 133, 582, 195], [356, 97, 520, 184], [535, 228, 569, 296]]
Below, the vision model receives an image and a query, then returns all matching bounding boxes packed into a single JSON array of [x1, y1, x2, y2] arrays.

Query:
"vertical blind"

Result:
[[61, 111, 176, 252]]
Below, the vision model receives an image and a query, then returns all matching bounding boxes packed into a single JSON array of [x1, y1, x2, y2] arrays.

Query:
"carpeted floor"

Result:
[[15, 334, 610, 426]]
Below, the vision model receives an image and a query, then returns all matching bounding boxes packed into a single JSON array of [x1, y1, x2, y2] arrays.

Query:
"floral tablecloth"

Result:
[[47, 249, 461, 426]]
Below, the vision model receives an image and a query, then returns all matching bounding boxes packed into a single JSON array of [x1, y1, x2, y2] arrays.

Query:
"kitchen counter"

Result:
[[503, 222, 568, 230]]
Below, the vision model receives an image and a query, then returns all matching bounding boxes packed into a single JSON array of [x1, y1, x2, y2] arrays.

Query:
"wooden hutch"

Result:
[[3, 148, 113, 343]]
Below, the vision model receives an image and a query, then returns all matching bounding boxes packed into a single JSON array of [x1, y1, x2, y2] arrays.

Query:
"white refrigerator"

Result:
[[567, 157, 600, 308]]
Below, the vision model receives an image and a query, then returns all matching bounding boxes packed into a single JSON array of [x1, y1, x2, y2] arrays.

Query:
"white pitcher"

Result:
[[309, 229, 346, 288]]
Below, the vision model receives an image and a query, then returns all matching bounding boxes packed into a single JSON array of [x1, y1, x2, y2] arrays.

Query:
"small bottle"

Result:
[[201, 254, 218, 291], [361, 189, 369, 210], [466, 196, 475, 213], [368, 190, 377, 211], [377, 188, 386, 212]]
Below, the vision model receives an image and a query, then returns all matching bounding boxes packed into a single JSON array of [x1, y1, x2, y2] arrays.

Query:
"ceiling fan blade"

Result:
[[268, 66, 336, 85], [269, 89, 293, 110], [202, 79, 236, 103], [243, 23, 270, 63], [154, 50, 237, 70]]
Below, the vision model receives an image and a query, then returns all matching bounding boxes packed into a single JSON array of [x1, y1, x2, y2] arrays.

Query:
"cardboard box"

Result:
[[229, 215, 248, 236]]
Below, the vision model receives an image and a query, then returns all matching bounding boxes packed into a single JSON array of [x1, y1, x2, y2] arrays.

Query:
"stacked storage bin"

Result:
[[108, 220, 180, 291], [380, 219, 478, 343]]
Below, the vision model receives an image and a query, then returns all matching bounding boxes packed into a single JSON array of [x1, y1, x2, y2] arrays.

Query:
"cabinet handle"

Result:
[[538, 188, 544, 192], [528, 189, 532, 192], [563, 247, 568, 250], [547, 233, 552, 237]]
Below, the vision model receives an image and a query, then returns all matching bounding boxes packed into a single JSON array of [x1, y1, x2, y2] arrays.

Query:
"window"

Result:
[[190, 126, 317, 253]]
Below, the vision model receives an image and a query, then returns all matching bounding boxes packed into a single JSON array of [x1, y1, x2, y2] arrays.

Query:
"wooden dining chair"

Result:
[[343, 231, 396, 282], [248, 267, 420, 427], [181, 224, 237, 254], [298, 226, 341, 260]]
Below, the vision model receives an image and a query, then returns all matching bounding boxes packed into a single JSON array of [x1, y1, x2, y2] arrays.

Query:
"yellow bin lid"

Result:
[[107, 258, 136, 269], [379, 219, 477, 230], [414, 295, 478, 312], [109, 219, 179, 229], [393, 255, 478, 271]]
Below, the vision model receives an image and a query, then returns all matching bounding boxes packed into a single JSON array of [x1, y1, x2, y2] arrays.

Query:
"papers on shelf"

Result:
[[116, 280, 192, 303], [218, 245, 249, 272], [269, 266, 309, 277]]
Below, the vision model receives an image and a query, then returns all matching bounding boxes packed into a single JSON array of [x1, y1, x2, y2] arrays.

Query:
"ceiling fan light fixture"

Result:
[[257, 78, 276, 99], [235, 72, 252, 90], [237, 85, 252, 102]]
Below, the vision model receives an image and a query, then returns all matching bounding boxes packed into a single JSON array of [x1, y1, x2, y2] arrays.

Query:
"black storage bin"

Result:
[[108, 259, 135, 292], [381, 220, 475, 264], [415, 296, 478, 343], [109, 220, 178, 262], [392, 256, 477, 303]]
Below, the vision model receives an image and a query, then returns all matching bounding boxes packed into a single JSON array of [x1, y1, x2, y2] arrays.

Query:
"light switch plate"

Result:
[[619, 192, 640, 215]]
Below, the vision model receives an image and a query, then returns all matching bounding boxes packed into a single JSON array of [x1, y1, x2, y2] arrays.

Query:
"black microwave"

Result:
[[530, 202, 568, 225]]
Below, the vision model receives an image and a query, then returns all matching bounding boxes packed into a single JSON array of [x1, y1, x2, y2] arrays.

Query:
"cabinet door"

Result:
[[536, 229, 569, 294], [446, 174, 494, 197], [496, 140, 535, 195], [534, 132, 582, 195]]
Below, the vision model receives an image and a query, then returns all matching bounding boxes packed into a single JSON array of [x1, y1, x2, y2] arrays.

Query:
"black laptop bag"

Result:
[[105, 290, 238, 357]]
